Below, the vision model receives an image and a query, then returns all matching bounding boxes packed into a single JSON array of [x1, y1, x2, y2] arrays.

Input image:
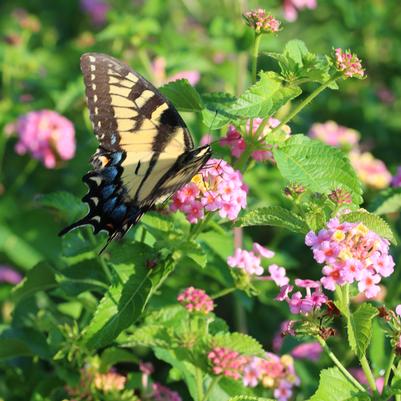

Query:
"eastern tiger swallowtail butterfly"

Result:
[[59, 53, 212, 253]]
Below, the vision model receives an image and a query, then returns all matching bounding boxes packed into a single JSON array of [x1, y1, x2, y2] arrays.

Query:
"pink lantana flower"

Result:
[[283, 0, 317, 22], [171, 159, 247, 223], [220, 118, 291, 163], [349, 151, 391, 189], [151, 56, 200, 87], [243, 9, 281, 33], [334, 48, 365, 79], [308, 120, 360, 149], [177, 287, 214, 314], [291, 342, 323, 361], [269, 264, 289, 287], [80, 0, 109, 25], [306, 218, 395, 298], [227, 242, 275, 277], [15, 110, 75, 168]]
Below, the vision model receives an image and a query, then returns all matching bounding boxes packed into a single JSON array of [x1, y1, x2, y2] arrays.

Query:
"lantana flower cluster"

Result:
[[306, 218, 395, 298], [349, 151, 392, 189], [243, 9, 281, 34], [334, 48, 365, 79], [177, 287, 214, 314], [276, 279, 328, 315], [15, 109, 76, 169], [283, 0, 317, 22], [208, 347, 299, 401], [308, 120, 360, 148], [170, 159, 247, 223], [220, 118, 291, 163], [227, 242, 275, 276]]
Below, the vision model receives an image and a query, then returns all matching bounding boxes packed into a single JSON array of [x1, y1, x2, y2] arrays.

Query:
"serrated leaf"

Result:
[[202, 92, 238, 129], [236, 206, 309, 234], [212, 332, 264, 356], [38, 191, 86, 222], [347, 303, 378, 359], [12, 262, 57, 304], [83, 244, 154, 348], [83, 270, 152, 349], [273, 135, 363, 205], [269, 40, 331, 84], [370, 187, 401, 215], [308, 368, 362, 401], [340, 211, 396, 244], [118, 324, 170, 348], [228, 72, 301, 119], [159, 79, 204, 112]]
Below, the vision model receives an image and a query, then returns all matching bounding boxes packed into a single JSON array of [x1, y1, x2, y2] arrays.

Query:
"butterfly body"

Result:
[[59, 53, 211, 251]]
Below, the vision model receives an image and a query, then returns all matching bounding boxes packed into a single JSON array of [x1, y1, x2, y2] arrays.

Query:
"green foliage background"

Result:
[[1, 0, 401, 400]]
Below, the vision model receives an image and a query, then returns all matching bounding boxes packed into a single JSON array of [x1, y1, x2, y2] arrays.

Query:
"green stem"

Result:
[[269, 76, 340, 136], [339, 285, 377, 395], [211, 287, 236, 299], [251, 33, 262, 84], [360, 355, 378, 394], [316, 336, 366, 393], [8, 158, 38, 194], [202, 376, 221, 401], [189, 213, 213, 240], [195, 367, 204, 401], [383, 350, 395, 389]]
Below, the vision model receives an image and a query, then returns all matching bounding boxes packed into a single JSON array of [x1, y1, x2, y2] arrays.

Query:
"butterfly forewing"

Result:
[[60, 53, 211, 252]]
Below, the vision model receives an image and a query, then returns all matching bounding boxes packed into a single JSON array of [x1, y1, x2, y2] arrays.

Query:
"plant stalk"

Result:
[[195, 367, 204, 401], [202, 376, 221, 401], [316, 336, 366, 393], [251, 33, 262, 83], [383, 350, 395, 389], [269, 76, 339, 136]]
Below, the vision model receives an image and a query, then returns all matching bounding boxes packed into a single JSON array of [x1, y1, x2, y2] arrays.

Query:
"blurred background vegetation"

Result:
[[0, 0, 401, 399]]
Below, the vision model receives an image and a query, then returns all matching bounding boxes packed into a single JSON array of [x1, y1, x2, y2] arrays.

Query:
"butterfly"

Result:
[[59, 53, 212, 253]]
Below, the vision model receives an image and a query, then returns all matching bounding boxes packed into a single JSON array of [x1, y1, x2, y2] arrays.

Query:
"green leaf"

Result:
[[269, 40, 331, 84], [370, 187, 401, 215], [201, 73, 301, 129], [154, 348, 198, 400], [38, 191, 85, 222], [347, 303, 378, 359], [83, 244, 154, 349], [0, 327, 51, 359], [100, 347, 138, 372], [308, 368, 362, 401], [202, 92, 238, 129], [83, 270, 152, 349], [118, 324, 170, 348], [273, 135, 363, 205], [0, 338, 33, 360], [340, 211, 396, 244], [212, 332, 264, 356], [12, 262, 57, 304], [227, 72, 301, 119], [159, 79, 204, 112], [236, 206, 309, 234]]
